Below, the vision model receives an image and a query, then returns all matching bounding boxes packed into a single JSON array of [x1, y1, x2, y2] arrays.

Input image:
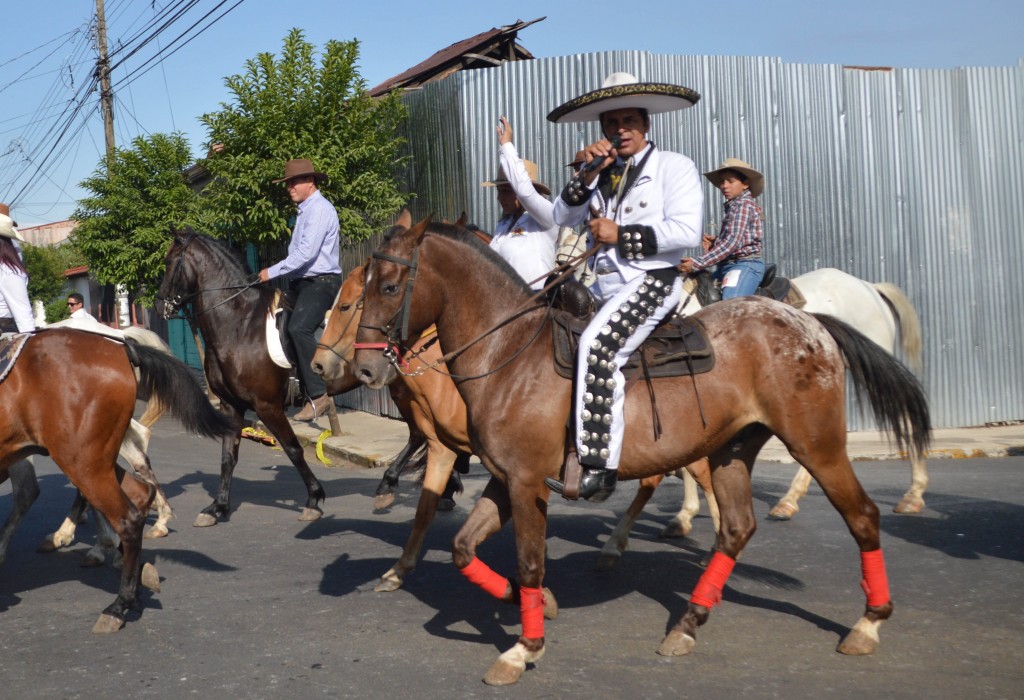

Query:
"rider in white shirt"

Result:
[[482, 116, 558, 291]]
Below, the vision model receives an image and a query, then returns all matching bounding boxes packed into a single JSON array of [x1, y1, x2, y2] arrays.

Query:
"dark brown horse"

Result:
[[158, 228, 351, 525], [0, 328, 235, 632], [352, 216, 930, 685]]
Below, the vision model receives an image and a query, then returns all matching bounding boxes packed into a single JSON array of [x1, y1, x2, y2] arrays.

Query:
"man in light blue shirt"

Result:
[[259, 159, 342, 422]]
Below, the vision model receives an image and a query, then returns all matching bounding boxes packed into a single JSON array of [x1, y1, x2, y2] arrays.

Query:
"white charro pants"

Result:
[[574, 269, 682, 470]]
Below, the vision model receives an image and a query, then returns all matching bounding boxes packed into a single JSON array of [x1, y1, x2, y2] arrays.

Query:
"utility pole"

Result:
[[96, 0, 130, 327], [95, 0, 116, 173]]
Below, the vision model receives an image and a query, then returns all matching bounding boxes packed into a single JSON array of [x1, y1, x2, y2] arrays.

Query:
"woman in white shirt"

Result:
[[0, 212, 34, 334], [481, 116, 558, 290]]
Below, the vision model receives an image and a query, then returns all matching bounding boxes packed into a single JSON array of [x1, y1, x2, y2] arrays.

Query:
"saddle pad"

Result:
[[0, 333, 30, 383], [550, 310, 715, 381], [266, 308, 292, 369]]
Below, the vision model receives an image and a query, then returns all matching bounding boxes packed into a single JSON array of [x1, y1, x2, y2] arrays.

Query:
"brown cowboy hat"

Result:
[[566, 150, 587, 169], [481, 159, 551, 196], [272, 158, 329, 184], [704, 158, 765, 198], [547, 72, 700, 124]]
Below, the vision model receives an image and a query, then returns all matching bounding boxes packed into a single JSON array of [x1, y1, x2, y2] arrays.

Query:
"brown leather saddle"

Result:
[[550, 308, 715, 381]]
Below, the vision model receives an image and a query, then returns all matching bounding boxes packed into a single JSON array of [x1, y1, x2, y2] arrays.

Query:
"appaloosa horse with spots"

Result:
[[352, 215, 930, 685]]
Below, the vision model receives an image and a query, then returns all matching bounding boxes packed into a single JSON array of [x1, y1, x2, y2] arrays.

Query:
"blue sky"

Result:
[[2, 0, 1021, 226]]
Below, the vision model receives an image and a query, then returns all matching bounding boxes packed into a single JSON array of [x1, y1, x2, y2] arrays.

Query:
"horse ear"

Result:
[[456, 211, 468, 227], [407, 214, 434, 246], [396, 209, 412, 229]]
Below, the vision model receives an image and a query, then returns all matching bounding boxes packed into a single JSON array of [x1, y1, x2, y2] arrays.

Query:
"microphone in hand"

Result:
[[583, 136, 622, 173]]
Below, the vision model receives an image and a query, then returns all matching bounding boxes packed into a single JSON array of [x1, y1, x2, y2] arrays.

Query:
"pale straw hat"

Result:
[[481, 159, 551, 196], [703, 158, 765, 198]]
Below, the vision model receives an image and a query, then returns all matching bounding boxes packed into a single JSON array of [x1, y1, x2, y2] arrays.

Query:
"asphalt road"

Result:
[[1, 415, 1022, 699]]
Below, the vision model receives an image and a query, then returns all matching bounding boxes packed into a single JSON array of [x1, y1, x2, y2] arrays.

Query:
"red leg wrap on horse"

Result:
[[460, 557, 509, 599], [690, 552, 736, 609], [860, 548, 890, 607], [520, 586, 545, 640]]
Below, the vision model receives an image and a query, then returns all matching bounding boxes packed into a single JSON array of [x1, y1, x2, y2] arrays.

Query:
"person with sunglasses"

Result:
[[66, 292, 97, 321]]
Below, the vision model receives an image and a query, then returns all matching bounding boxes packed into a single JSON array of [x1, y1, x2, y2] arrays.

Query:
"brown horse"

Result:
[[352, 215, 930, 685], [0, 329, 235, 632], [311, 262, 481, 592], [313, 257, 717, 586]]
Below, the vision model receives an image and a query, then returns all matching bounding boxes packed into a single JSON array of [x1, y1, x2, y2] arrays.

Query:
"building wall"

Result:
[[346, 51, 1023, 429]]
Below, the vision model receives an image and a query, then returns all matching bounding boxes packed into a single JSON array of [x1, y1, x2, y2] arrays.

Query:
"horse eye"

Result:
[[383, 283, 399, 296], [339, 303, 351, 312]]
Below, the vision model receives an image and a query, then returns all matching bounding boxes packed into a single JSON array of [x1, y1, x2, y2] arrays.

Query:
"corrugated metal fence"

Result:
[[340, 51, 1023, 429]]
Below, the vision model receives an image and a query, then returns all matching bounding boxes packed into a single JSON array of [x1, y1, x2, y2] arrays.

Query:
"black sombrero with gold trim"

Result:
[[547, 72, 700, 124]]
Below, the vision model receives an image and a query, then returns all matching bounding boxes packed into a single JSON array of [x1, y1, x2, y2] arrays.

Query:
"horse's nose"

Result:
[[311, 359, 324, 376], [357, 366, 376, 386]]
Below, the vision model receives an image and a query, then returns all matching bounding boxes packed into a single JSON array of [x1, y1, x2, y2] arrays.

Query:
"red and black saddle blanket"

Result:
[[0, 332, 31, 384], [550, 309, 715, 381]]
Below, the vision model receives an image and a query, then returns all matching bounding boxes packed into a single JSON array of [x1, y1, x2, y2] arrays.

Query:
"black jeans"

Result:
[[289, 274, 341, 398]]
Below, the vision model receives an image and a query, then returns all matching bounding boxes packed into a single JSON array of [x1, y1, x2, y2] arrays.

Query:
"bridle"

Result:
[[313, 283, 367, 363], [156, 231, 261, 321], [356, 234, 599, 381]]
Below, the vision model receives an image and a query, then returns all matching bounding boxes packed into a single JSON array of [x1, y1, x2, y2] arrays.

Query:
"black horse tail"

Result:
[[812, 313, 931, 459], [125, 339, 238, 439]]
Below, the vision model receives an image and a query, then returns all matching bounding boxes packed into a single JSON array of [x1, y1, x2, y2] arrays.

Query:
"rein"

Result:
[[156, 232, 261, 320], [360, 238, 601, 381]]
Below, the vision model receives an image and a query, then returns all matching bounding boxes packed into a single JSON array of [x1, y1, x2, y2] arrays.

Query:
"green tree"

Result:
[[71, 132, 196, 305], [21, 242, 81, 322], [192, 29, 409, 245]]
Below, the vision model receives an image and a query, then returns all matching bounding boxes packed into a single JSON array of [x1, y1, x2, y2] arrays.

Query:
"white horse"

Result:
[[597, 267, 924, 569]]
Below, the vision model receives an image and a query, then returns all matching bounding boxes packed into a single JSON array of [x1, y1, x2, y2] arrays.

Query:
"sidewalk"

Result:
[[277, 406, 1024, 470]]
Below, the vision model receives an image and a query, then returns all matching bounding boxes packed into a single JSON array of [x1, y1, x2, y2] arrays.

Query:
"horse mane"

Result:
[[416, 221, 533, 296], [175, 229, 278, 323], [185, 230, 253, 278]]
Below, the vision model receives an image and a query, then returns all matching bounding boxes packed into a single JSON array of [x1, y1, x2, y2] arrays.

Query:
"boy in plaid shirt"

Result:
[[680, 158, 765, 299]]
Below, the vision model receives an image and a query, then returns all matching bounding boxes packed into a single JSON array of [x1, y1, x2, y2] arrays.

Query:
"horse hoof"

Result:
[[542, 588, 559, 620], [659, 520, 692, 538], [92, 613, 125, 635], [193, 513, 218, 528], [141, 563, 161, 592], [837, 628, 878, 655], [768, 502, 798, 520], [893, 496, 924, 514], [298, 507, 323, 522], [80, 552, 105, 568], [838, 618, 881, 655], [373, 493, 395, 511], [483, 642, 542, 686], [483, 659, 525, 686], [594, 552, 621, 571], [37, 533, 73, 552], [437, 498, 456, 512], [657, 630, 696, 656], [144, 524, 169, 539], [373, 574, 403, 593]]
